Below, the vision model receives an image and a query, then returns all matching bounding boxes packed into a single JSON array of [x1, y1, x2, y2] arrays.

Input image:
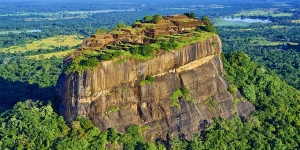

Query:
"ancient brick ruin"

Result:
[[82, 14, 204, 50]]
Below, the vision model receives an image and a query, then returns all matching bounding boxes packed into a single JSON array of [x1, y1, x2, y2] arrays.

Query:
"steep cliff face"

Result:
[[57, 35, 255, 140]]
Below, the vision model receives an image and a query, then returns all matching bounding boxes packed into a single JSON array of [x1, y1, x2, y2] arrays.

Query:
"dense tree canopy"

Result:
[[0, 55, 63, 111], [218, 22, 300, 90]]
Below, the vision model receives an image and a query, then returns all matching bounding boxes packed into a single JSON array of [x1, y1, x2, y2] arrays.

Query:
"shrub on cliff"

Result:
[[130, 45, 156, 57], [200, 16, 218, 34], [141, 15, 154, 23], [170, 87, 192, 109], [204, 24, 219, 34], [95, 28, 108, 34], [65, 56, 99, 73], [139, 76, 155, 86], [141, 14, 162, 23], [201, 16, 211, 25], [117, 22, 126, 29], [101, 53, 114, 60], [183, 12, 196, 18], [130, 46, 140, 55], [81, 57, 99, 68], [140, 45, 156, 56], [160, 42, 173, 51], [152, 14, 163, 23], [160, 41, 179, 51]]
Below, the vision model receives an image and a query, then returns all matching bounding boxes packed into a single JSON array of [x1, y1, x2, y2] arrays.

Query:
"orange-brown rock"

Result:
[[56, 35, 255, 140], [82, 34, 114, 49]]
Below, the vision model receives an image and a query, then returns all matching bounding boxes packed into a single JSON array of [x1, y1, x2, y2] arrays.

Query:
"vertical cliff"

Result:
[[56, 35, 255, 140]]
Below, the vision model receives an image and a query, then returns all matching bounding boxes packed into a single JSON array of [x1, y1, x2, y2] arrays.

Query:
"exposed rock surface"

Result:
[[56, 35, 255, 140]]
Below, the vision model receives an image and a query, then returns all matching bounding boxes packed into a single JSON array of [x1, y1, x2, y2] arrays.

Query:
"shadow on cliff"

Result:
[[0, 76, 58, 113]]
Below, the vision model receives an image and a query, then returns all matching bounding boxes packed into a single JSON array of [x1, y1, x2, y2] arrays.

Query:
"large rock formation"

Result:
[[56, 35, 255, 140]]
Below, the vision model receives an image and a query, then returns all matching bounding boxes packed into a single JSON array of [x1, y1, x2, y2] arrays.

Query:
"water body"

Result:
[[223, 17, 271, 23], [0, 29, 42, 34], [25, 29, 42, 33]]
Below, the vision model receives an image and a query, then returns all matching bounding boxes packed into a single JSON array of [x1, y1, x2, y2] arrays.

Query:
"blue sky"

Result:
[[1, 0, 270, 2]]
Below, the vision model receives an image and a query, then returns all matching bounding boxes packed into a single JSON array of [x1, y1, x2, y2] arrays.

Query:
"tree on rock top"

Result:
[[117, 22, 126, 29], [142, 15, 154, 22], [201, 16, 218, 34], [153, 14, 163, 23], [184, 12, 196, 18], [201, 16, 211, 25]]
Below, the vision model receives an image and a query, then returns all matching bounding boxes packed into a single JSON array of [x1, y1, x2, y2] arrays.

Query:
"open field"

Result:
[[0, 9, 130, 17], [213, 18, 250, 26], [270, 25, 287, 29], [0, 9, 133, 21], [0, 35, 83, 53], [233, 10, 292, 17], [271, 13, 293, 17], [0, 12, 89, 21], [249, 37, 298, 46], [0, 30, 21, 34], [234, 10, 270, 17], [292, 20, 300, 23], [27, 49, 74, 59]]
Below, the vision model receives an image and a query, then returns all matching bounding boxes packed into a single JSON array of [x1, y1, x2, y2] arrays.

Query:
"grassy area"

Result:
[[239, 29, 253, 31], [82, 50, 102, 57], [176, 31, 215, 47], [131, 31, 215, 60], [272, 13, 293, 17], [0, 30, 21, 34], [0, 11, 89, 21], [1, 35, 83, 53], [249, 37, 298, 46], [139, 76, 155, 86], [110, 31, 126, 34], [130, 31, 213, 57], [26, 49, 74, 59], [234, 10, 270, 17], [292, 20, 300, 23], [213, 18, 250, 26], [0, 9, 125, 17], [25, 16, 88, 21], [233, 9, 292, 17], [271, 25, 286, 29]]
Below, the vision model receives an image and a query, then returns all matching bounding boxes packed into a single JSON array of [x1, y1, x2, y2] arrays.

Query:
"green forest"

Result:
[[1, 0, 300, 149]]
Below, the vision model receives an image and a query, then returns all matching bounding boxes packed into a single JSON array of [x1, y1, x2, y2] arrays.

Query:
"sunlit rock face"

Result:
[[56, 35, 255, 140]]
